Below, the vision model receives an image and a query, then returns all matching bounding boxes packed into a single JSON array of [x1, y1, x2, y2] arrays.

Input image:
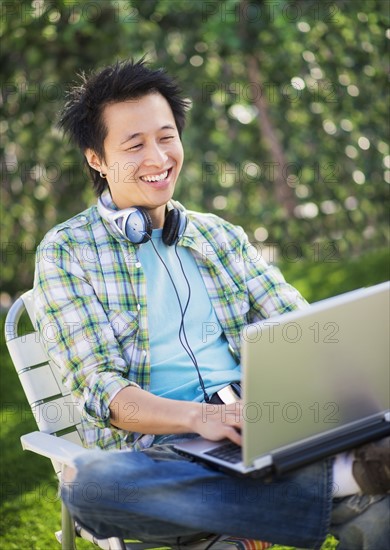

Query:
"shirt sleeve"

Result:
[[240, 232, 309, 320], [33, 233, 137, 429]]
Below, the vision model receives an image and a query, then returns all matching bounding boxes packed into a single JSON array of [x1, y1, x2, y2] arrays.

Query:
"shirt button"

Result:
[[135, 262, 141, 268], [137, 304, 141, 311]]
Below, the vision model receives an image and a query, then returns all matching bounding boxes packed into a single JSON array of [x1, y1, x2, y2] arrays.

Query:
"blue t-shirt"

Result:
[[137, 229, 240, 402]]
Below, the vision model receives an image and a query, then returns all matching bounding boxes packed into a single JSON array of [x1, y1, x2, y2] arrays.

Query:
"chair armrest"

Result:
[[20, 431, 94, 467]]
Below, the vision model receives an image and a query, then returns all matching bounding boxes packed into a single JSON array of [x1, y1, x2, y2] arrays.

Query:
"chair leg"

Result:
[[61, 500, 77, 550]]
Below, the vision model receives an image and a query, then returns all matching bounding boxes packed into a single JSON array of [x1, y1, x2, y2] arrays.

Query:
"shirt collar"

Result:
[[100, 189, 118, 211]]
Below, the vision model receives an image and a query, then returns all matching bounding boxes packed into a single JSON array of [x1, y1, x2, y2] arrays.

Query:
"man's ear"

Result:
[[85, 149, 102, 172]]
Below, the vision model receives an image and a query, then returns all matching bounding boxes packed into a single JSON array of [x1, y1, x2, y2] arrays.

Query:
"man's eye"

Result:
[[162, 136, 174, 141], [127, 144, 142, 151]]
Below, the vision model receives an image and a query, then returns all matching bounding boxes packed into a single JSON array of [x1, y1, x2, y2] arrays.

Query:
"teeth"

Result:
[[141, 170, 168, 182]]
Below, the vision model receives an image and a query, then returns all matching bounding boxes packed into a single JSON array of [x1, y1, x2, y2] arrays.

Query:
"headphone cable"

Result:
[[150, 239, 211, 403]]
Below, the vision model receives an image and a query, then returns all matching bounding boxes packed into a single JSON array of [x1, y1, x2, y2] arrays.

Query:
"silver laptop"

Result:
[[174, 281, 390, 477]]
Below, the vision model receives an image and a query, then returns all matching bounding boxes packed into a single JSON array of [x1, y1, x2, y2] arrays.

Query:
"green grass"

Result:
[[1, 247, 388, 549]]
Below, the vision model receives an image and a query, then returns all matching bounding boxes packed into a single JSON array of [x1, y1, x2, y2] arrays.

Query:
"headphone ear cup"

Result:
[[124, 207, 153, 244], [162, 208, 186, 246]]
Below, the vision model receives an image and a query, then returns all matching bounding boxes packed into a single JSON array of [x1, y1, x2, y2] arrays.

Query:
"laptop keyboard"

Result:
[[205, 442, 242, 463]]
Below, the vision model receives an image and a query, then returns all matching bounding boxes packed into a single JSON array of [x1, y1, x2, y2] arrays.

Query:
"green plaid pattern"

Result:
[[34, 204, 307, 450]]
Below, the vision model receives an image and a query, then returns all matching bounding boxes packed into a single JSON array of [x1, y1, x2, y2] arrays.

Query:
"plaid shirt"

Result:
[[34, 201, 307, 450]]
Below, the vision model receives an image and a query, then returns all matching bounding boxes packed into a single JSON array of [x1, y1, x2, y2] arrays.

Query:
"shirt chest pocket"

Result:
[[107, 310, 139, 348]]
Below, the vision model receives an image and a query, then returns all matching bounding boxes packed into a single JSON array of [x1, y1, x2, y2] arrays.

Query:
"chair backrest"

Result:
[[5, 290, 84, 474]]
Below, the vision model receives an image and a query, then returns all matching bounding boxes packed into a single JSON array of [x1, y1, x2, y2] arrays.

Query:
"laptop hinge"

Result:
[[272, 418, 390, 475]]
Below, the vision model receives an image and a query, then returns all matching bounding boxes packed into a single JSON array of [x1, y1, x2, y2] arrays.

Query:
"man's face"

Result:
[[90, 92, 184, 228]]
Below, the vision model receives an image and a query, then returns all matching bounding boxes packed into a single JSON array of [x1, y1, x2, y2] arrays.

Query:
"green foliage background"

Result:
[[1, 0, 389, 298], [0, 2, 389, 547]]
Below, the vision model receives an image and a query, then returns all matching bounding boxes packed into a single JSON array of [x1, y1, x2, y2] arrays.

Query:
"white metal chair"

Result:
[[5, 290, 272, 550]]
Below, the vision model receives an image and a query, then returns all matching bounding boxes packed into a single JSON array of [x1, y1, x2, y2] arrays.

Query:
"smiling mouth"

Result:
[[140, 168, 171, 183]]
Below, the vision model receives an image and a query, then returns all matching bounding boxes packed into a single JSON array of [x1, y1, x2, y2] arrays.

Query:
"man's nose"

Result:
[[143, 142, 168, 167]]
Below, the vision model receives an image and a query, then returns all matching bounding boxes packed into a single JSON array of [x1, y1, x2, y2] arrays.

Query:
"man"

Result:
[[34, 59, 389, 549]]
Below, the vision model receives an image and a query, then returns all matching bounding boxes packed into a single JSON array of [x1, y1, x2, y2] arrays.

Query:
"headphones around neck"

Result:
[[98, 194, 210, 401], [97, 196, 187, 246]]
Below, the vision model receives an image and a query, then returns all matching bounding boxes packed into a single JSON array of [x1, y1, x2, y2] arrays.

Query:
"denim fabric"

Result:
[[330, 494, 390, 550], [61, 438, 333, 549]]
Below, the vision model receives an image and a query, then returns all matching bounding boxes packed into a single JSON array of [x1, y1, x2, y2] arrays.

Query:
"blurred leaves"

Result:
[[1, 0, 389, 295]]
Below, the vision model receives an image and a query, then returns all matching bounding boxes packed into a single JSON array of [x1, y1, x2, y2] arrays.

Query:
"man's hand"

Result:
[[193, 402, 243, 446]]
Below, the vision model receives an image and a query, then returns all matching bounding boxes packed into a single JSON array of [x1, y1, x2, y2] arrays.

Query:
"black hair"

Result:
[[58, 59, 189, 195]]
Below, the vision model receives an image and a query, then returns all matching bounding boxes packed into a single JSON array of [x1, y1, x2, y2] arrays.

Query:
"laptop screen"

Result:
[[241, 282, 390, 467]]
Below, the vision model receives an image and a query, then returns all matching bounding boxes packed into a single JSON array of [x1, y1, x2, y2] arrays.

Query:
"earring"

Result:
[[99, 171, 106, 179]]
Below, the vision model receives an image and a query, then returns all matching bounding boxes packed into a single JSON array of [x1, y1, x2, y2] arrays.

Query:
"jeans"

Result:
[[61, 436, 389, 550], [330, 494, 389, 550]]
